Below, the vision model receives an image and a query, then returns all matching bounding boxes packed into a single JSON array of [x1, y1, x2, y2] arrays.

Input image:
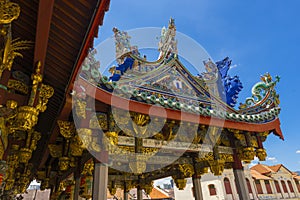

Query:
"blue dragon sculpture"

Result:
[[216, 57, 243, 107], [108, 57, 135, 82]]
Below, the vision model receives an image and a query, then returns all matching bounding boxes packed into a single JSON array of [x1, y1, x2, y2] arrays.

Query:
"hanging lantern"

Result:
[[79, 175, 93, 199]]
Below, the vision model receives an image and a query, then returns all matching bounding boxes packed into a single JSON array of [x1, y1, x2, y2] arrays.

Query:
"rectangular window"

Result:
[[288, 181, 294, 193], [275, 181, 281, 193], [208, 184, 217, 196], [246, 179, 252, 193], [296, 181, 300, 193], [224, 178, 232, 194], [255, 180, 263, 194], [281, 181, 288, 193], [264, 180, 272, 194]]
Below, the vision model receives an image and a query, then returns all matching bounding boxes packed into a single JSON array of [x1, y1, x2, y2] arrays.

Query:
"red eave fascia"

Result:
[[78, 78, 284, 140]]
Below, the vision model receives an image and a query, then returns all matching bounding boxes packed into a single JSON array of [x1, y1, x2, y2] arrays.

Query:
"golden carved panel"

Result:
[[0, 1, 20, 24], [7, 79, 29, 94]]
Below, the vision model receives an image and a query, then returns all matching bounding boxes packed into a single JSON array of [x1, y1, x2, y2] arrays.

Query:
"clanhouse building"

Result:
[[0, 1, 284, 200]]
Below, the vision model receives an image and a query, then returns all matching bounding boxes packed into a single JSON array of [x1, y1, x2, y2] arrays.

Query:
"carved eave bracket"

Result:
[[9, 64, 54, 132], [48, 121, 88, 171], [0, 64, 54, 195]]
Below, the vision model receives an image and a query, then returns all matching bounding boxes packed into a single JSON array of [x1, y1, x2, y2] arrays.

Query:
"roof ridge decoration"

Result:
[[77, 19, 281, 124], [80, 48, 101, 84], [200, 57, 243, 107], [239, 73, 280, 114], [216, 57, 243, 107], [113, 27, 138, 64], [158, 18, 178, 58]]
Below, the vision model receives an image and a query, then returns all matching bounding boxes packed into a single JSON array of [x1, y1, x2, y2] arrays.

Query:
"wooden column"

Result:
[[73, 158, 81, 200], [192, 175, 203, 200], [228, 130, 250, 200], [73, 176, 80, 200], [0, 70, 10, 105], [92, 161, 108, 200], [233, 168, 250, 200], [123, 192, 129, 200], [232, 151, 250, 200], [137, 186, 143, 200], [34, 0, 55, 71], [123, 182, 129, 200]]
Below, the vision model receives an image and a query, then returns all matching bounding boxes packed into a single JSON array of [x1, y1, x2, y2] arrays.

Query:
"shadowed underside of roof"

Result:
[[8, 0, 111, 170]]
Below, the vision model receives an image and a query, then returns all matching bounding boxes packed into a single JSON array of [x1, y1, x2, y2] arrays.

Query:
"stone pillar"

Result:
[[137, 186, 143, 200], [92, 162, 108, 200], [192, 175, 203, 200]]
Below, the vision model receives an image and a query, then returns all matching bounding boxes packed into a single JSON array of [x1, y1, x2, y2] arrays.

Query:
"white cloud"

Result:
[[154, 177, 172, 186], [296, 150, 300, 154], [266, 157, 278, 163], [230, 64, 238, 69], [249, 156, 259, 167]]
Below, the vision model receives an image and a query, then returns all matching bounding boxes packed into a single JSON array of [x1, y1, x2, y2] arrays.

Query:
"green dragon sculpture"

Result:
[[239, 73, 280, 109]]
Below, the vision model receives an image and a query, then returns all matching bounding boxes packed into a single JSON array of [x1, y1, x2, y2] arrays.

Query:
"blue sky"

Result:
[[95, 0, 300, 171]]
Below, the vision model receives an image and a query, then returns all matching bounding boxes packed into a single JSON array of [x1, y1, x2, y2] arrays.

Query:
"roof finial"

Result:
[[169, 17, 175, 28], [158, 18, 178, 58], [113, 27, 132, 64]]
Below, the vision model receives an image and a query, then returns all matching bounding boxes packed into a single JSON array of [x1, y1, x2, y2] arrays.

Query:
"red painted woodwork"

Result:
[[38, 0, 111, 169], [78, 78, 284, 139], [34, 0, 55, 71], [68, 0, 111, 93]]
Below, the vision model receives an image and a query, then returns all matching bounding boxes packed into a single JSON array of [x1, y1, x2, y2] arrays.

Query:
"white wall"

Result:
[[173, 168, 259, 200], [201, 172, 225, 200], [173, 178, 194, 200], [172, 166, 300, 200]]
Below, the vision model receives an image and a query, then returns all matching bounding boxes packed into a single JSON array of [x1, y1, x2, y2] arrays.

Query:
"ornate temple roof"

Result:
[[1, 2, 285, 198], [77, 19, 283, 139]]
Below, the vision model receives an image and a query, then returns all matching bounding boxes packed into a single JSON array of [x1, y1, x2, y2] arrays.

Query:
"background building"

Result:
[[173, 163, 300, 200]]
